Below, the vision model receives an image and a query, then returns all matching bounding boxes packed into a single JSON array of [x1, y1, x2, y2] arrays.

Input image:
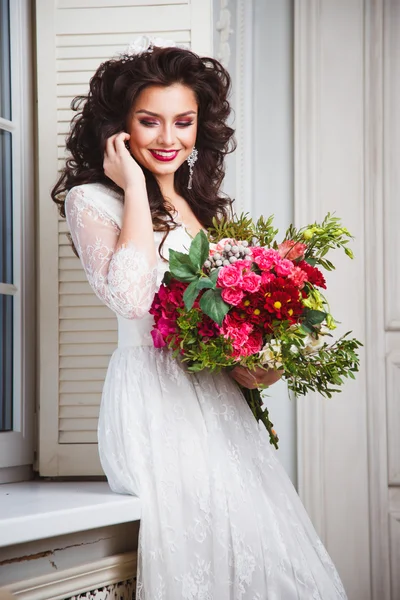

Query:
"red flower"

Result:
[[198, 315, 220, 338], [298, 261, 327, 289]]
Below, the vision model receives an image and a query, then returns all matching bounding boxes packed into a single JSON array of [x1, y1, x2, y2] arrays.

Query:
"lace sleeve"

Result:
[[65, 186, 158, 320]]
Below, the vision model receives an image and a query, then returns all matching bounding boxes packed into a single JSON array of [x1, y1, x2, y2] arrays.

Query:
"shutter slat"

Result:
[[59, 0, 188, 9], [60, 393, 103, 405], [60, 319, 116, 332], [59, 431, 98, 443], [60, 355, 110, 368], [56, 30, 190, 48], [60, 343, 116, 356], [59, 294, 103, 307], [56, 6, 190, 36], [59, 418, 98, 431], [59, 405, 99, 418], [60, 306, 115, 320], [60, 368, 107, 381], [60, 330, 117, 343], [60, 380, 104, 393], [59, 269, 87, 282], [60, 282, 96, 295]]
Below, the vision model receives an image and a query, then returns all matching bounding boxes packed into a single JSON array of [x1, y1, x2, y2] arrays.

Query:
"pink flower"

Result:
[[221, 319, 253, 348], [275, 258, 294, 277], [240, 330, 264, 357], [156, 317, 177, 337], [289, 266, 308, 289], [261, 271, 276, 285], [217, 264, 243, 288], [221, 287, 244, 306], [240, 272, 262, 293], [278, 240, 307, 261], [209, 238, 236, 256], [151, 328, 166, 348], [251, 247, 280, 271]]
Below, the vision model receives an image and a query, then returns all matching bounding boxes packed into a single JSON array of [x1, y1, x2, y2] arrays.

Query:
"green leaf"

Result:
[[305, 257, 317, 266], [162, 270, 172, 285], [303, 308, 327, 326], [209, 269, 220, 285], [199, 288, 230, 326], [196, 277, 215, 290], [189, 230, 210, 270], [183, 279, 201, 310], [169, 249, 198, 282]]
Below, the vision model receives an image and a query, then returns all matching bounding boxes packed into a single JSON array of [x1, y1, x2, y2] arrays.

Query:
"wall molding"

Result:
[[4, 552, 137, 600], [215, 0, 233, 67], [386, 352, 400, 485], [293, 0, 326, 541], [234, 0, 253, 214], [364, 1, 391, 597]]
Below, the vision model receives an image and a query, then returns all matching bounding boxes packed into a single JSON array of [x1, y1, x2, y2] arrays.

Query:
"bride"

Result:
[[52, 37, 347, 600]]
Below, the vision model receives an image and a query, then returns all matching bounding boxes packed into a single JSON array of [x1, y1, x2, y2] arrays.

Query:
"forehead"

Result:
[[133, 83, 198, 114]]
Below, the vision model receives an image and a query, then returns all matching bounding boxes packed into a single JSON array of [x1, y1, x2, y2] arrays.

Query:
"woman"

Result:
[[52, 37, 347, 599]]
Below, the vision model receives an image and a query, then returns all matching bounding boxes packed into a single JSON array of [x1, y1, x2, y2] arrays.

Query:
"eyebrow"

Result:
[[135, 109, 197, 118]]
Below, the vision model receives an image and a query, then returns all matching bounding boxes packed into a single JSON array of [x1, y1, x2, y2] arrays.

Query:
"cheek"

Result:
[[129, 124, 154, 149], [180, 125, 197, 149]]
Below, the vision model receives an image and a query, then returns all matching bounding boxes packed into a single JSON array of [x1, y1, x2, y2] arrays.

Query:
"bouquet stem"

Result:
[[242, 387, 279, 449]]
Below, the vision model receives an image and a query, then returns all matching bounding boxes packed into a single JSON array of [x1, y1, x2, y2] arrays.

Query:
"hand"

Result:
[[103, 132, 144, 191], [229, 365, 283, 389]]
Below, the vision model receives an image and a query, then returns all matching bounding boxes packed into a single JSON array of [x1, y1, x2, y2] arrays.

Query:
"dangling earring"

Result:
[[187, 147, 198, 190]]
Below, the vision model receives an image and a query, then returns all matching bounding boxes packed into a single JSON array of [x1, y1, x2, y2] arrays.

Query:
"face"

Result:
[[126, 83, 198, 178]]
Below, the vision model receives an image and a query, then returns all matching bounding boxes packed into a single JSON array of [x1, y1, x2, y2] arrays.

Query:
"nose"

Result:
[[157, 122, 175, 147]]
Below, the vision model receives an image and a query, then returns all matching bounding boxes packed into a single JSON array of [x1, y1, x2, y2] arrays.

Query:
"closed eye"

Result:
[[139, 120, 159, 127]]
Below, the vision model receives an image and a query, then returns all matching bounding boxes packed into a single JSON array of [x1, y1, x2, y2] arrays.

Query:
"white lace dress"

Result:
[[65, 183, 347, 600]]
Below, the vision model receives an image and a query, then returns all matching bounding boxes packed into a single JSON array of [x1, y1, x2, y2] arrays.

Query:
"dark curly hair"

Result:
[[51, 46, 236, 258]]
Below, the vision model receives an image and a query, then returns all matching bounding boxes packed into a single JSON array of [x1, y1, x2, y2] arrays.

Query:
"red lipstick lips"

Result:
[[149, 149, 180, 162]]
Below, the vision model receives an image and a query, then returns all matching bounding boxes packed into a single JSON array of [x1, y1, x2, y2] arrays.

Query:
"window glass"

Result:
[[0, 0, 11, 121], [0, 294, 13, 431]]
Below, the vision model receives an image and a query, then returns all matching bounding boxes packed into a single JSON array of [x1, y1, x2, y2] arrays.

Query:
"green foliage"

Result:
[[169, 249, 198, 282], [183, 280, 200, 311], [207, 213, 279, 247], [283, 213, 355, 269], [199, 288, 230, 326]]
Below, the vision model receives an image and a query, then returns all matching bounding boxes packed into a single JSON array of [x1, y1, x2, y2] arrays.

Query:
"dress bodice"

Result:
[[64, 182, 195, 349], [117, 226, 193, 348]]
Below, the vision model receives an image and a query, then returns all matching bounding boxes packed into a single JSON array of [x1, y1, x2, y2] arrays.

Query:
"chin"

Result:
[[148, 161, 186, 176]]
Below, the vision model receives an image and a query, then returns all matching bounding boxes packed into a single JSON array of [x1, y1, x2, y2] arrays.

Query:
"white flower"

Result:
[[125, 35, 189, 56], [259, 339, 283, 368], [303, 326, 330, 354]]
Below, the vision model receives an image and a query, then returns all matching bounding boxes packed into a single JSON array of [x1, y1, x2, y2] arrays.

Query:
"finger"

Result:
[[114, 132, 131, 154], [105, 134, 118, 159]]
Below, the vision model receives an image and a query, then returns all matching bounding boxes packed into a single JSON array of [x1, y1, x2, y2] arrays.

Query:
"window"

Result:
[[0, 0, 34, 483]]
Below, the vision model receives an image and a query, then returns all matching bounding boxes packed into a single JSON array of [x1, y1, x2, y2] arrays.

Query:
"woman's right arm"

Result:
[[65, 133, 158, 320]]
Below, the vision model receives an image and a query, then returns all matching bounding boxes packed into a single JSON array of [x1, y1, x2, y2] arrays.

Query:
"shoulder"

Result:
[[65, 183, 122, 208], [65, 183, 124, 228]]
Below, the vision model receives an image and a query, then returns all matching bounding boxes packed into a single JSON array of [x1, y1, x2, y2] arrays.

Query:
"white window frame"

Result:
[[0, 0, 35, 483]]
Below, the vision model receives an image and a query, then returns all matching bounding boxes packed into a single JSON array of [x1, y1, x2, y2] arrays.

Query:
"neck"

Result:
[[156, 173, 176, 199]]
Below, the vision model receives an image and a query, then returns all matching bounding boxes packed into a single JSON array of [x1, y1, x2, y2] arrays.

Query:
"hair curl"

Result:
[[51, 46, 236, 259]]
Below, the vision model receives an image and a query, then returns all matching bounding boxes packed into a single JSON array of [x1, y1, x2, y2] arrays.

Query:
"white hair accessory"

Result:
[[125, 35, 189, 56]]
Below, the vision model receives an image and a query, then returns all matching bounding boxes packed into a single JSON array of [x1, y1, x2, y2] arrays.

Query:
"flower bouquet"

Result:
[[149, 214, 362, 448]]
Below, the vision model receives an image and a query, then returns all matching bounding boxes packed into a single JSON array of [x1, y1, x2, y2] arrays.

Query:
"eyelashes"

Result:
[[139, 120, 194, 128]]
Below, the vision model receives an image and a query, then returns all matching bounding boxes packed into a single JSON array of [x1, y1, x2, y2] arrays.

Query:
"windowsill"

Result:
[[0, 481, 141, 548]]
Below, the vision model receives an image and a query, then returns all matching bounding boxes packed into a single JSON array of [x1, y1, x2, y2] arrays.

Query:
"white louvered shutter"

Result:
[[36, 0, 212, 475]]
